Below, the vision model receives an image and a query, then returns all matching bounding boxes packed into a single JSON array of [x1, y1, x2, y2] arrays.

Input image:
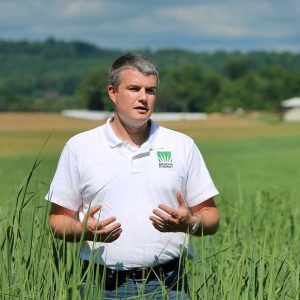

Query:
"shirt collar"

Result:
[[143, 119, 163, 150], [104, 117, 124, 148], [104, 117, 163, 150]]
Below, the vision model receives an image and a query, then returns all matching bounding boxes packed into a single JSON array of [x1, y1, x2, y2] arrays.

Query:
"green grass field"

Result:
[[0, 113, 300, 299]]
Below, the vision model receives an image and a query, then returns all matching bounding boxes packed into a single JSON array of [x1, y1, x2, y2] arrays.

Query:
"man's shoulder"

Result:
[[158, 125, 194, 145]]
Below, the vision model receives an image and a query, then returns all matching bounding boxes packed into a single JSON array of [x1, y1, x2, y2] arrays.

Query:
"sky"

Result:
[[0, 0, 300, 53]]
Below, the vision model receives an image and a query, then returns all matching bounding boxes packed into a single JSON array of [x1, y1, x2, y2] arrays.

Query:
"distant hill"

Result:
[[0, 38, 300, 112]]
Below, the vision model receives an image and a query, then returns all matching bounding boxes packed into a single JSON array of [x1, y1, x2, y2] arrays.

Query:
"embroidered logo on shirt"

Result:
[[157, 151, 173, 168]]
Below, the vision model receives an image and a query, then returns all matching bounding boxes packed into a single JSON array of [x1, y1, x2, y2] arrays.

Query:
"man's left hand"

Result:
[[149, 191, 197, 233]]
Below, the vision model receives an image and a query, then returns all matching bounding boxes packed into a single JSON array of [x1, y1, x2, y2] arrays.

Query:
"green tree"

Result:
[[0, 86, 20, 111], [224, 60, 250, 80], [76, 69, 112, 110]]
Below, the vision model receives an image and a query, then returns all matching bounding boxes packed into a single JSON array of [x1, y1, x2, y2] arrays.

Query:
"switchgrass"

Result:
[[0, 114, 300, 299], [1, 161, 299, 299]]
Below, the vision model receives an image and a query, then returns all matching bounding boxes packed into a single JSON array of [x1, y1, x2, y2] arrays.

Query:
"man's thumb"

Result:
[[176, 191, 185, 206], [89, 205, 101, 217]]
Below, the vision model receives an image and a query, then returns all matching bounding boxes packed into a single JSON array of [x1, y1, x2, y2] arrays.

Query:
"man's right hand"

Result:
[[49, 203, 122, 243], [82, 205, 122, 243]]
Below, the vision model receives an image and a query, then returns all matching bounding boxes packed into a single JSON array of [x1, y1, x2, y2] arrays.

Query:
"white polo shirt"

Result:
[[46, 118, 218, 270]]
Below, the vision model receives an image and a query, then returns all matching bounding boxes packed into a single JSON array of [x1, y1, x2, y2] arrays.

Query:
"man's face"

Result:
[[108, 68, 157, 127]]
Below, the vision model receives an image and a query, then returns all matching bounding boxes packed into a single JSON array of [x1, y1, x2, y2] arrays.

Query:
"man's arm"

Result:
[[190, 197, 219, 236], [149, 192, 219, 236], [49, 203, 122, 242]]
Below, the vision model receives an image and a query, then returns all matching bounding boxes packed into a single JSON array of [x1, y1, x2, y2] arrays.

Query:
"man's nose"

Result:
[[138, 88, 147, 101]]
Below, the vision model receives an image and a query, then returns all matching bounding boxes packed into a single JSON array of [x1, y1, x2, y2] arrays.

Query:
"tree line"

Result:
[[1, 38, 300, 112]]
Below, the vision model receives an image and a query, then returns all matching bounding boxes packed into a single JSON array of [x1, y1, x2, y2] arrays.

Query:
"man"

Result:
[[47, 53, 219, 299]]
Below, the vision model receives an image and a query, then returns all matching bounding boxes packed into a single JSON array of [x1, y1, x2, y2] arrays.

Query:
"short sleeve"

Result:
[[185, 142, 219, 207], [45, 144, 82, 211]]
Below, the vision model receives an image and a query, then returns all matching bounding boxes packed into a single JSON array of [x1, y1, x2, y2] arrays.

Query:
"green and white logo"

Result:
[[157, 151, 173, 168]]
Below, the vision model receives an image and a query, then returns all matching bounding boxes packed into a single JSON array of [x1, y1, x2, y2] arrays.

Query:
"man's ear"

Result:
[[108, 85, 117, 104]]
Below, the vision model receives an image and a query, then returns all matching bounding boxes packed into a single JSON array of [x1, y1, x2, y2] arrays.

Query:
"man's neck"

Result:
[[110, 115, 151, 147]]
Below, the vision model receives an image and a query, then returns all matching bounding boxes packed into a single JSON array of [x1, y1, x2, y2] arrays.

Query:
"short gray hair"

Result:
[[109, 53, 159, 88]]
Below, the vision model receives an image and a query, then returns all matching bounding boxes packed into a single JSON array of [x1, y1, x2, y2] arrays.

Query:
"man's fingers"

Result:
[[103, 230, 122, 243], [154, 191, 187, 219], [149, 215, 165, 227], [83, 207, 123, 242], [88, 205, 102, 217], [95, 216, 117, 229], [101, 226, 123, 237], [150, 217, 174, 232], [95, 225, 123, 243], [149, 216, 176, 233], [88, 222, 123, 242], [176, 191, 186, 207], [95, 221, 122, 234], [156, 205, 178, 218], [153, 207, 177, 222], [152, 222, 167, 232], [150, 192, 193, 234]]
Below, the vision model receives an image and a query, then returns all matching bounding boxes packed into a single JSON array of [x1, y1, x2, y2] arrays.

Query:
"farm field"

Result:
[[0, 112, 300, 299]]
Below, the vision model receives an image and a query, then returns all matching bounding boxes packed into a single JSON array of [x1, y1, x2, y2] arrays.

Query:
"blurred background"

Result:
[[0, 0, 300, 116]]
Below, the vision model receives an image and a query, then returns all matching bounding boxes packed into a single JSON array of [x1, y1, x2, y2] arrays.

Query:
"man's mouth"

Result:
[[134, 106, 149, 112]]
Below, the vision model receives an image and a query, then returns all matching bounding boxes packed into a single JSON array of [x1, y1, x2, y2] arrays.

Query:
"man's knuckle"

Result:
[[166, 216, 172, 222]]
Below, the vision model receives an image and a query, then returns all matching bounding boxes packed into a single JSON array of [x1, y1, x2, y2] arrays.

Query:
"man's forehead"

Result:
[[120, 68, 157, 85]]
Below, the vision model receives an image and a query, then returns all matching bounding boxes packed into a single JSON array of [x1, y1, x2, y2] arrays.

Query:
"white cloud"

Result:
[[0, 2, 32, 23], [157, 2, 299, 39], [62, 0, 106, 18], [0, 0, 299, 51]]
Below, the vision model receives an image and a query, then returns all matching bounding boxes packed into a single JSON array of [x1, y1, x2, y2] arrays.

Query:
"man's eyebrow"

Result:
[[126, 84, 157, 89]]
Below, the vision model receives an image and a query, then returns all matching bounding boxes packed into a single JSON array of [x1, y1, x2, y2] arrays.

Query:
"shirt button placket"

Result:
[[131, 156, 138, 173]]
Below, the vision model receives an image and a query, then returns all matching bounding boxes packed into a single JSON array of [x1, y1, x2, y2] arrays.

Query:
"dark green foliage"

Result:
[[75, 69, 113, 111], [1, 39, 300, 112]]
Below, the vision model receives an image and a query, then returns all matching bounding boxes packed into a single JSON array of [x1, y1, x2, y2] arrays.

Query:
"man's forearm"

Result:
[[193, 207, 220, 236], [48, 214, 85, 242]]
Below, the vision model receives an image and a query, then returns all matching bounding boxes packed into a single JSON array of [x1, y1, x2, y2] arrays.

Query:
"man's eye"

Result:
[[147, 89, 156, 95], [128, 87, 139, 91]]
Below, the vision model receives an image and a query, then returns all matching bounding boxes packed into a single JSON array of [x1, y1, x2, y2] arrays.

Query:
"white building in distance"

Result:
[[281, 97, 300, 122]]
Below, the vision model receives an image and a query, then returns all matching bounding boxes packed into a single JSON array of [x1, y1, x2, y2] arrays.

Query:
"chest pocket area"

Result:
[[143, 150, 185, 195]]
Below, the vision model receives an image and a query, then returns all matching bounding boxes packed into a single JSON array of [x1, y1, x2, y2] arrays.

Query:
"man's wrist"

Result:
[[189, 216, 201, 235]]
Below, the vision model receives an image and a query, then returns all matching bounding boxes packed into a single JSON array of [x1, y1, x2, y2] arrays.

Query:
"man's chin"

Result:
[[117, 111, 152, 126], [133, 110, 152, 120], [129, 114, 152, 127]]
